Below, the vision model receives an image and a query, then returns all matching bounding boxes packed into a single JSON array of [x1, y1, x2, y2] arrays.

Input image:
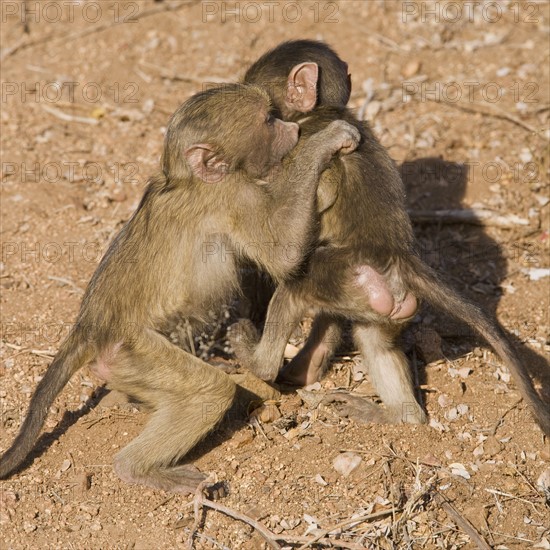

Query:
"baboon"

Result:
[[0, 83, 361, 491], [232, 40, 550, 436]]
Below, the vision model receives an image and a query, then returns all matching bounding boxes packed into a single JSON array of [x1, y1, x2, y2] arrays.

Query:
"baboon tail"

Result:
[[0, 330, 94, 478], [402, 253, 550, 437]]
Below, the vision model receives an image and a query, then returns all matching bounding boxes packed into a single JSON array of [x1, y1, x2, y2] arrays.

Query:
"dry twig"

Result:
[[187, 492, 281, 550], [297, 508, 399, 549], [488, 397, 523, 435], [408, 208, 531, 228], [47, 275, 84, 294], [41, 105, 99, 125], [4, 342, 55, 358], [424, 96, 543, 138], [485, 488, 543, 515], [435, 493, 492, 550]]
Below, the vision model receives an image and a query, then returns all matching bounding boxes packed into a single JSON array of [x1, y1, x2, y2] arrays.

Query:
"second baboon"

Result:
[[0, 83, 360, 491], [232, 40, 550, 436]]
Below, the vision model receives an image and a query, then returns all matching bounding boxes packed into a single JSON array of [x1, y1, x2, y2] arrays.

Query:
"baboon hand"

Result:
[[323, 120, 361, 156], [229, 319, 259, 367]]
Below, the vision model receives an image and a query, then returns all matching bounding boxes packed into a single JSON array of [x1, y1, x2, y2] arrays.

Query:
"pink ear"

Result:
[[184, 144, 229, 184], [286, 62, 318, 113]]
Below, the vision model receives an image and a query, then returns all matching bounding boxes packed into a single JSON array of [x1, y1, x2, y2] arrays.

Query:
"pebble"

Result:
[[23, 521, 37, 533], [314, 474, 328, 486], [229, 430, 254, 449], [402, 60, 421, 78], [333, 452, 362, 477]]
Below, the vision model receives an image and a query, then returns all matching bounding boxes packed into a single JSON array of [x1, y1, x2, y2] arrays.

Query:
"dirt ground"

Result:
[[1, 1, 549, 549]]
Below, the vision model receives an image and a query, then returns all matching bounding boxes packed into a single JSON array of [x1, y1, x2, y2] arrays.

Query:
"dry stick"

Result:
[[435, 493, 492, 550], [186, 478, 210, 550], [4, 342, 55, 358], [190, 497, 281, 550], [139, 61, 231, 85], [426, 96, 542, 137], [0, 0, 199, 61], [485, 488, 542, 515], [408, 208, 531, 228], [47, 275, 84, 294], [296, 508, 399, 550], [489, 397, 523, 436], [42, 105, 99, 125]]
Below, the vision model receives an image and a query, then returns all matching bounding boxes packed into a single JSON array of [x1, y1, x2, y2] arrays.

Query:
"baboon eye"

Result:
[[265, 114, 275, 126]]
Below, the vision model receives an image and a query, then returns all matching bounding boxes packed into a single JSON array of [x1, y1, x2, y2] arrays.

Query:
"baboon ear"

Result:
[[286, 62, 318, 113], [185, 144, 229, 184]]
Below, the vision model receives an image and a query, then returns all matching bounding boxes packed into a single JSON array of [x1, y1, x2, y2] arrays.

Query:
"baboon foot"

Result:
[[114, 459, 225, 496]]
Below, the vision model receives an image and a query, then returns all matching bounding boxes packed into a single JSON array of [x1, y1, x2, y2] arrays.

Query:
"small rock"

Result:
[[333, 452, 362, 477], [79, 503, 99, 516], [496, 67, 511, 77], [280, 517, 300, 530], [284, 343, 300, 359], [60, 459, 71, 472], [438, 394, 453, 408], [97, 390, 130, 408], [402, 60, 421, 78], [449, 463, 470, 479], [243, 505, 266, 520], [313, 474, 328, 486], [422, 454, 441, 467], [108, 189, 127, 202], [429, 418, 448, 432], [76, 472, 91, 491], [446, 407, 459, 421], [534, 537, 550, 549], [23, 521, 37, 533], [473, 444, 484, 457], [296, 389, 324, 408], [250, 402, 281, 423], [283, 427, 301, 440], [141, 99, 155, 114], [228, 430, 254, 449]]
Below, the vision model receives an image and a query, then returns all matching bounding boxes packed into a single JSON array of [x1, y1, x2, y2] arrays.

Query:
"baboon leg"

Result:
[[352, 323, 426, 424], [278, 314, 343, 386], [109, 330, 236, 494]]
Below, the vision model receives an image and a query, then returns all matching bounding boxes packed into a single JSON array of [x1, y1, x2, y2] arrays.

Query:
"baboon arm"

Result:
[[234, 121, 360, 281], [233, 284, 305, 381]]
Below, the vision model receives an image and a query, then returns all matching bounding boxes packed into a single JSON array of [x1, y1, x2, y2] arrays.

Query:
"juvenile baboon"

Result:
[[232, 40, 550, 436], [0, 83, 361, 491]]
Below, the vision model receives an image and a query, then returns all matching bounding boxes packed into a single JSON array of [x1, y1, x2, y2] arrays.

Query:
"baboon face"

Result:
[[180, 85, 299, 183], [239, 105, 299, 179]]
